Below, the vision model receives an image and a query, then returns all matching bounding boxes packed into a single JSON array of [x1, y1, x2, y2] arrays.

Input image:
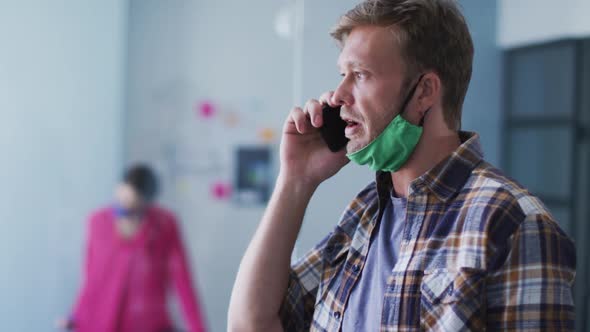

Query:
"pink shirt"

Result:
[[71, 205, 207, 332]]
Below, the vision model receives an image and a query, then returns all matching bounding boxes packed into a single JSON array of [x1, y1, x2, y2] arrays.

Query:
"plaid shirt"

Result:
[[280, 132, 576, 331]]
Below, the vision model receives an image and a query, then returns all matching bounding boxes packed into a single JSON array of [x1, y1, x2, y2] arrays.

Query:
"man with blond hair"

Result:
[[229, 0, 576, 331]]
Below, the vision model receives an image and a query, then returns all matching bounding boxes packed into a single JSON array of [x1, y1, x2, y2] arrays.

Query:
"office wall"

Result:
[[499, 0, 590, 48], [124, 1, 293, 330], [0, 1, 127, 331]]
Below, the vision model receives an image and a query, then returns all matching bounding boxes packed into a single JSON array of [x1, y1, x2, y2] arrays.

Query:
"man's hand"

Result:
[[228, 92, 348, 332], [279, 92, 349, 187]]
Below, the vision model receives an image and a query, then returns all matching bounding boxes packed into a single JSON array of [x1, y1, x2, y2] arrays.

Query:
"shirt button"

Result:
[[333, 311, 341, 319]]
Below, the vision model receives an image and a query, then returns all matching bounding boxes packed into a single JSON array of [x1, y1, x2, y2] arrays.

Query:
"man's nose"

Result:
[[332, 78, 354, 106]]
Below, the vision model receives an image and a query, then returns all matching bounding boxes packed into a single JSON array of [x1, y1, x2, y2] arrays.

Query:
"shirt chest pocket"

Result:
[[420, 268, 486, 331]]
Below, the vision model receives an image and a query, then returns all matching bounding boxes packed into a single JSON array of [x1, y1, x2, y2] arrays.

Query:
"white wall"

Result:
[[0, 1, 127, 331], [125, 1, 294, 331], [499, 0, 590, 48]]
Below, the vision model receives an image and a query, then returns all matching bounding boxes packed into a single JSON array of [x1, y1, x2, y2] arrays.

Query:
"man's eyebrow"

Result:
[[337, 60, 365, 70]]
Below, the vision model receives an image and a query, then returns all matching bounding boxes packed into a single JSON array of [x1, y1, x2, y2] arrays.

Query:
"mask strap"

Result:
[[399, 73, 426, 119], [419, 108, 431, 126]]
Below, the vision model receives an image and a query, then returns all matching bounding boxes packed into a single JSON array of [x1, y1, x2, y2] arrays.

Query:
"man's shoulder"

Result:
[[453, 161, 565, 241], [441, 162, 574, 271], [462, 161, 551, 217]]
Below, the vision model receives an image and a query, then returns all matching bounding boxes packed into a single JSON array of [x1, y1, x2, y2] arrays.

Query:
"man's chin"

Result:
[[346, 140, 369, 155]]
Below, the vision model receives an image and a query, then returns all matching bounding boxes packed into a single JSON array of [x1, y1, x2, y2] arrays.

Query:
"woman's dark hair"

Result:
[[123, 164, 159, 201]]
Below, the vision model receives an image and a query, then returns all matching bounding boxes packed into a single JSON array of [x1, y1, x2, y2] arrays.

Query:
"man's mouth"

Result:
[[342, 117, 361, 137], [345, 119, 359, 128], [341, 115, 359, 128]]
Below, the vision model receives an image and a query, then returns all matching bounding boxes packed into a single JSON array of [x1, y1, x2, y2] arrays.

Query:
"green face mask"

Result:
[[347, 75, 425, 172]]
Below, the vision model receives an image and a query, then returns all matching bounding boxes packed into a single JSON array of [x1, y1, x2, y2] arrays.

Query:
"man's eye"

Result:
[[354, 71, 364, 79]]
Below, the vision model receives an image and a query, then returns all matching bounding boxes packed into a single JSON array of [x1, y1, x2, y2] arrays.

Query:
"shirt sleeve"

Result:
[[486, 213, 576, 331], [278, 235, 329, 332], [168, 216, 208, 332]]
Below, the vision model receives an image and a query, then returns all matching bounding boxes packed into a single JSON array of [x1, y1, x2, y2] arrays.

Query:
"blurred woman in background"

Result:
[[58, 164, 207, 332]]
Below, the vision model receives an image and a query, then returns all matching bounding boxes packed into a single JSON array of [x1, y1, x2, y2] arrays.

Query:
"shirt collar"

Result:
[[376, 131, 484, 202]]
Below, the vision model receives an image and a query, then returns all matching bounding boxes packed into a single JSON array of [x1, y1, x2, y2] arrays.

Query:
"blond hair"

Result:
[[331, 0, 473, 130]]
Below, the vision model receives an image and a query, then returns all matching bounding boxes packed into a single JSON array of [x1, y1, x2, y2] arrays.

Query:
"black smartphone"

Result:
[[319, 104, 349, 152]]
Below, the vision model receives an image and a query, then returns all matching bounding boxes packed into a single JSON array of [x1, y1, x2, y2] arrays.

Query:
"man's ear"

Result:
[[416, 72, 442, 117]]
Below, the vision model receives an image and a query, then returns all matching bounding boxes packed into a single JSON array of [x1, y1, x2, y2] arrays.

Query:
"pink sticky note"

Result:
[[196, 100, 216, 118], [211, 182, 232, 200]]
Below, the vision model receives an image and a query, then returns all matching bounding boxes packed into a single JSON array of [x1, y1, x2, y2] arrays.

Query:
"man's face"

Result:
[[335, 25, 408, 154]]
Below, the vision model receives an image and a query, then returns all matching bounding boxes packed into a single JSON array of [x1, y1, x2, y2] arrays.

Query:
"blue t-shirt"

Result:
[[342, 191, 407, 331]]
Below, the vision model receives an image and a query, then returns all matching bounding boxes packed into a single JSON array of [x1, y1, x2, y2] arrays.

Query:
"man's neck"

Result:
[[390, 130, 461, 197]]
